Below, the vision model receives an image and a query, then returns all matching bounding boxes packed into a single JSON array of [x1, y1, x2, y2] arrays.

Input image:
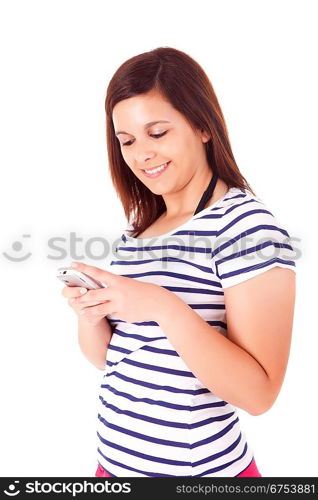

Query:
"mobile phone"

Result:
[[56, 267, 107, 289]]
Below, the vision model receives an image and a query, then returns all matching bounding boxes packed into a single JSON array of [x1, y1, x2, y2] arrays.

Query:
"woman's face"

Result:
[[112, 90, 210, 196]]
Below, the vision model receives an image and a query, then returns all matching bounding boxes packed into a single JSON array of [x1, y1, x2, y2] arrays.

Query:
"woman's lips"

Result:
[[141, 161, 171, 179]]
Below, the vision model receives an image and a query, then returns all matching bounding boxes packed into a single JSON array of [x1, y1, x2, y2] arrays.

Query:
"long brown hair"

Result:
[[105, 47, 255, 237]]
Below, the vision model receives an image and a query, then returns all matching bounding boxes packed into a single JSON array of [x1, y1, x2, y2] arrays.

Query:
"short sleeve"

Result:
[[210, 200, 297, 289]]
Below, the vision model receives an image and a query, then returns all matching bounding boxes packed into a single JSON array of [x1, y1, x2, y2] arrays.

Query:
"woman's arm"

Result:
[[156, 267, 296, 416], [78, 316, 113, 370]]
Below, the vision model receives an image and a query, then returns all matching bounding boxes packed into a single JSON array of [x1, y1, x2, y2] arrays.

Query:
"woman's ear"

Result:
[[200, 129, 211, 143]]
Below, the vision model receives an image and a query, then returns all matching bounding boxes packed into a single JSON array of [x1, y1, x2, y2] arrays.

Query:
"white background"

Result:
[[0, 0, 317, 478]]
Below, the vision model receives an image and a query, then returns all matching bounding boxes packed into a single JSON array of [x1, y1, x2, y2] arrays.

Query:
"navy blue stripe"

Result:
[[103, 371, 210, 395], [191, 416, 239, 448], [98, 401, 192, 429], [193, 193, 253, 219], [195, 442, 249, 476], [122, 357, 196, 377], [98, 413, 238, 449], [115, 245, 212, 258], [216, 240, 294, 267], [97, 438, 247, 477], [207, 320, 227, 329], [192, 428, 242, 467], [97, 449, 180, 477], [167, 230, 217, 236], [119, 241, 216, 252], [106, 323, 227, 368], [218, 209, 290, 239], [98, 398, 234, 429], [97, 431, 191, 466], [189, 303, 225, 310], [164, 286, 224, 296], [140, 345, 180, 356], [110, 327, 166, 342], [107, 345, 180, 363], [109, 270, 220, 287], [192, 432, 242, 468], [108, 344, 132, 355], [215, 197, 263, 220], [98, 414, 190, 447], [199, 198, 260, 221], [117, 243, 207, 253], [97, 422, 242, 468], [101, 383, 228, 411], [194, 212, 222, 221], [96, 439, 248, 477], [220, 192, 250, 203], [212, 225, 291, 259], [217, 207, 275, 236], [189, 401, 229, 411], [218, 257, 296, 280], [111, 256, 214, 273], [115, 319, 160, 326]]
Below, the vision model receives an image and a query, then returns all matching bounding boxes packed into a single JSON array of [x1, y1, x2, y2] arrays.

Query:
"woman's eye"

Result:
[[122, 131, 168, 147], [151, 131, 168, 139]]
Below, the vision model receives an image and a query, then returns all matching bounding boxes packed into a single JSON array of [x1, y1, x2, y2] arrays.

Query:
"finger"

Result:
[[75, 287, 111, 303], [70, 262, 116, 288], [68, 298, 82, 309], [61, 286, 88, 298], [71, 298, 110, 307], [79, 302, 114, 319]]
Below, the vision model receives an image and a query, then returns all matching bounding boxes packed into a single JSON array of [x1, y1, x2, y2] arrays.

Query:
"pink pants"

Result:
[[95, 457, 261, 477]]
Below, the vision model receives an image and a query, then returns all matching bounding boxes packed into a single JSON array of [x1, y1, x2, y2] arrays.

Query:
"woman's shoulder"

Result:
[[215, 187, 286, 233], [220, 186, 264, 208], [210, 188, 297, 288]]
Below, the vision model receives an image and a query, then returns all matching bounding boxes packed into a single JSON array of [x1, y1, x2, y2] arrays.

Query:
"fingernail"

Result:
[[80, 288, 87, 294], [71, 262, 79, 268], [70, 298, 75, 303]]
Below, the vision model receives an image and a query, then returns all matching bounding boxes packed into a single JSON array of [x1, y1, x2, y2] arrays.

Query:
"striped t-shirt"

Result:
[[96, 187, 296, 477]]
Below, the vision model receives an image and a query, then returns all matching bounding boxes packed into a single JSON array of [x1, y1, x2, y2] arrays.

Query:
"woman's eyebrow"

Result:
[[115, 120, 171, 136]]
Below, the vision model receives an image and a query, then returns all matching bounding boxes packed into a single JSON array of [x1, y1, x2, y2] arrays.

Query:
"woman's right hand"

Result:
[[61, 285, 109, 326]]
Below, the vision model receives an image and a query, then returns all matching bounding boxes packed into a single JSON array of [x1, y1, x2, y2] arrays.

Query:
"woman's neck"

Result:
[[161, 173, 228, 221]]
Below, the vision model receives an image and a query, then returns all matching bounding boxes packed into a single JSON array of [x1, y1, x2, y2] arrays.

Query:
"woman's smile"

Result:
[[141, 160, 171, 178]]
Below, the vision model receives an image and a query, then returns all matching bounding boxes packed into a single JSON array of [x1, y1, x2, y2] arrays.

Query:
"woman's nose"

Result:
[[134, 148, 156, 165]]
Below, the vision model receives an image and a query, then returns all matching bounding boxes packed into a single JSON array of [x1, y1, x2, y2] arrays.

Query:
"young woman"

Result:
[[62, 47, 296, 477]]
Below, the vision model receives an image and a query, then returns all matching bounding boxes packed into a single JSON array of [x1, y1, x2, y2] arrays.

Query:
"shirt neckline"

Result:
[[124, 187, 242, 241]]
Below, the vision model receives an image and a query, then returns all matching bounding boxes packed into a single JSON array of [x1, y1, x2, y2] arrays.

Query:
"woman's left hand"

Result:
[[69, 261, 169, 324]]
